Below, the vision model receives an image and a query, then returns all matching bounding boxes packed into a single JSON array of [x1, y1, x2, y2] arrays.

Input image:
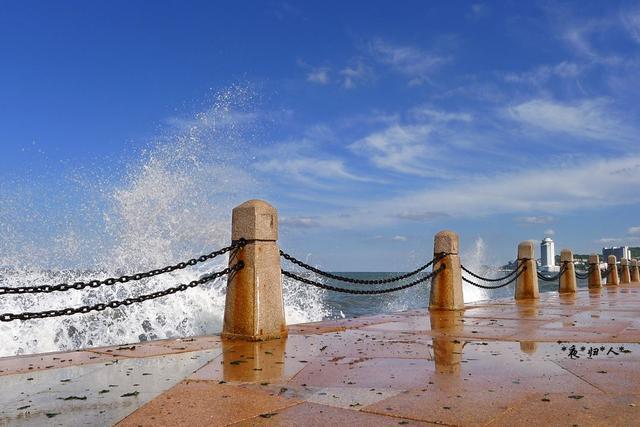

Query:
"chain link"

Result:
[[280, 251, 444, 285], [0, 262, 243, 322], [537, 264, 567, 282], [0, 239, 246, 295], [461, 264, 522, 282], [462, 265, 527, 289], [281, 265, 444, 294]]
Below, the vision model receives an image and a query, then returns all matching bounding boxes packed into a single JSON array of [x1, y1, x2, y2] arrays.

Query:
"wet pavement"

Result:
[[1, 284, 640, 426]]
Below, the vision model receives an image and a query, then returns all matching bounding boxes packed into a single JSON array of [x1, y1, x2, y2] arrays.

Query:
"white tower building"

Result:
[[540, 237, 560, 272]]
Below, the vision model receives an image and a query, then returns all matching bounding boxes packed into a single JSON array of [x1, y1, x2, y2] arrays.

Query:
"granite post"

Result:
[[588, 254, 602, 289], [559, 249, 577, 293], [621, 258, 632, 284], [515, 241, 539, 300], [632, 259, 640, 283], [607, 255, 619, 286], [429, 230, 464, 311], [222, 200, 287, 341]]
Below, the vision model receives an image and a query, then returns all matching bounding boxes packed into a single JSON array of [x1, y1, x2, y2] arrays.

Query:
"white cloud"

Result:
[[361, 155, 640, 226], [468, 3, 489, 19], [369, 39, 449, 86], [281, 216, 320, 228], [256, 157, 371, 187], [307, 68, 330, 84], [516, 216, 554, 225], [508, 98, 630, 142], [621, 7, 640, 44], [504, 61, 583, 85], [410, 107, 473, 123], [350, 108, 471, 177], [628, 226, 640, 235], [392, 235, 408, 241], [544, 229, 555, 236], [340, 59, 372, 89], [350, 124, 434, 176]]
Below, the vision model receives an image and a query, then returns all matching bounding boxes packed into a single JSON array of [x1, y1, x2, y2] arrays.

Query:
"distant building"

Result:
[[602, 246, 630, 263], [540, 238, 560, 272]]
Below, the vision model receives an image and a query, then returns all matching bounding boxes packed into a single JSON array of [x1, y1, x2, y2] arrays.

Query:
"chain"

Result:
[[281, 265, 444, 294], [461, 264, 522, 282], [280, 251, 444, 285], [537, 264, 567, 282], [0, 239, 246, 295], [0, 263, 243, 322], [462, 265, 527, 289]]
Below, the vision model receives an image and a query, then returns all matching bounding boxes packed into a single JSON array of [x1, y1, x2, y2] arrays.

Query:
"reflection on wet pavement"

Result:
[[1, 286, 639, 426]]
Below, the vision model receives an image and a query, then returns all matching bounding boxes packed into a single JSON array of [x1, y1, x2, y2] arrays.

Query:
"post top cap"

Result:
[[234, 199, 276, 211], [517, 240, 536, 258], [588, 254, 600, 264], [608, 255, 617, 264], [560, 249, 573, 262], [632, 259, 639, 266], [621, 258, 629, 265], [434, 230, 459, 254], [232, 199, 278, 241]]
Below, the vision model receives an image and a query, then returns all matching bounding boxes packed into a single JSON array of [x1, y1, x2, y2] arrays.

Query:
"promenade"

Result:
[[1, 284, 639, 426]]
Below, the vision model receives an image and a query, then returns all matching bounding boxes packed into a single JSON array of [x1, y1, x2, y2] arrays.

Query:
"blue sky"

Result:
[[2, 1, 640, 270]]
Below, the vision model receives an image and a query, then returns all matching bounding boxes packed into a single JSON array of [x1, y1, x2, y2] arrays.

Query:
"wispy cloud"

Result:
[[369, 38, 450, 86], [363, 155, 640, 226], [307, 67, 330, 84], [257, 157, 371, 187], [516, 216, 554, 225], [507, 98, 631, 142], [504, 61, 584, 85], [349, 107, 472, 177], [628, 226, 640, 235], [340, 59, 373, 89], [621, 6, 640, 44], [280, 216, 320, 229], [350, 124, 435, 176], [467, 3, 490, 20]]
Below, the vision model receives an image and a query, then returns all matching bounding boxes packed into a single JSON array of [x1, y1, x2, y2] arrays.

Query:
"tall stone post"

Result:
[[429, 230, 464, 311], [621, 258, 632, 284], [588, 254, 602, 289], [607, 255, 619, 286], [222, 200, 287, 341], [559, 249, 577, 293], [515, 241, 539, 300], [632, 259, 640, 283]]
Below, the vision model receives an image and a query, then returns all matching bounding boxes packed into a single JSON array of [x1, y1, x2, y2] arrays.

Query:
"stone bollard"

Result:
[[222, 200, 287, 341], [515, 241, 539, 300], [632, 259, 640, 283], [621, 258, 632, 284], [559, 249, 577, 293], [429, 230, 464, 311], [607, 255, 619, 286], [588, 254, 602, 289]]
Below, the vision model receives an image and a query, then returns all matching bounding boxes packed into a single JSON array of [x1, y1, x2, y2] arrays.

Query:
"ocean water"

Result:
[[0, 87, 590, 357]]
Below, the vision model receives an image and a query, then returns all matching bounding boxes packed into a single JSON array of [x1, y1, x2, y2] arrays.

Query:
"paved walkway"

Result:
[[1, 284, 640, 426]]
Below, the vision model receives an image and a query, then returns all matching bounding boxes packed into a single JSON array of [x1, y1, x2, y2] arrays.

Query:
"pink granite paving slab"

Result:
[[116, 380, 301, 427], [231, 401, 437, 426], [0, 350, 119, 376]]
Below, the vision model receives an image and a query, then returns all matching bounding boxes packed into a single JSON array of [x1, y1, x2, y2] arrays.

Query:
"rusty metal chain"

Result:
[[280, 251, 444, 285], [462, 265, 527, 289], [537, 264, 567, 282], [281, 265, 444, 294], [0, 262, 243, 322], [461, 264, 522, 282], [0, 239, 246, 295]]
